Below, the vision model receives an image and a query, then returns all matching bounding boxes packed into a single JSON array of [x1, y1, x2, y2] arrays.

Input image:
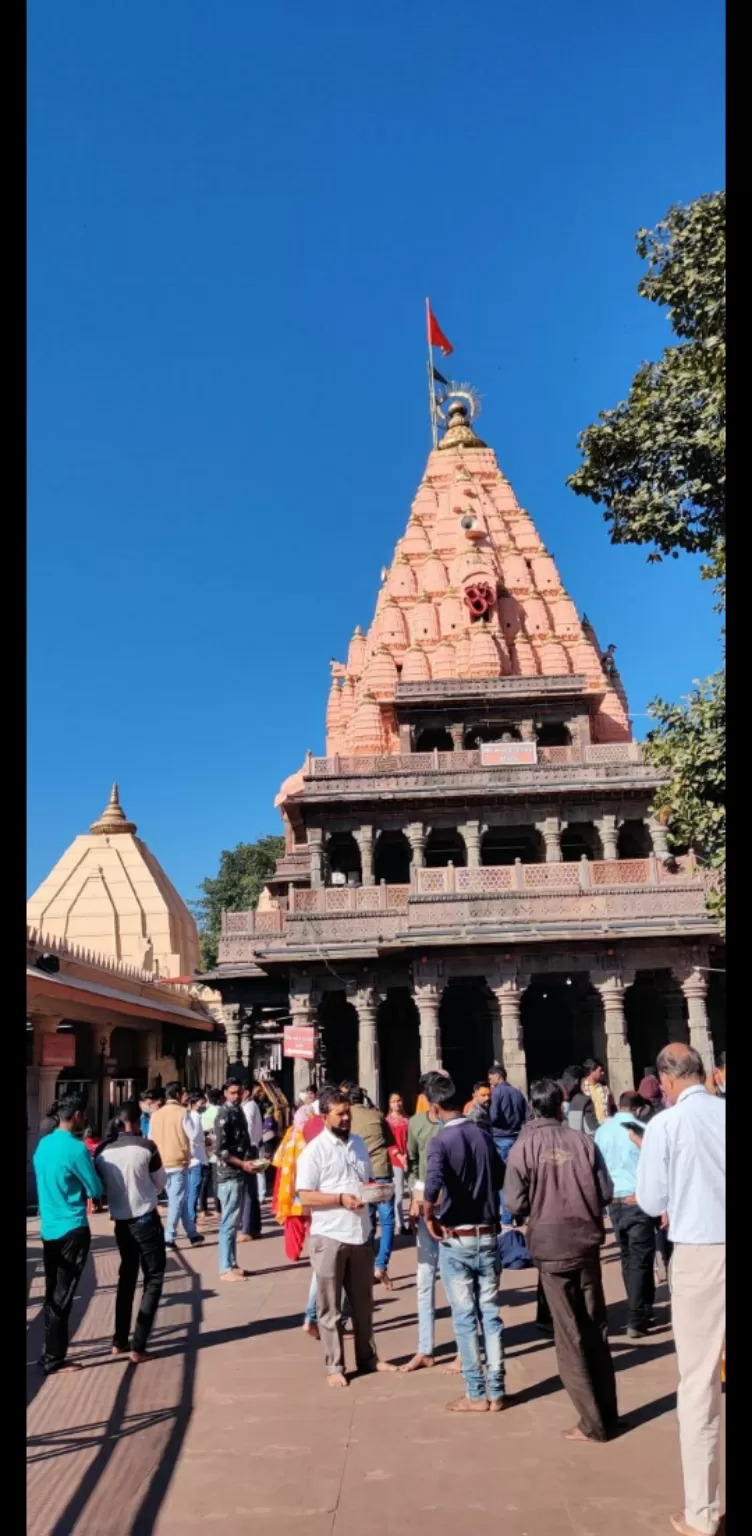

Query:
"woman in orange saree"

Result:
[[272, 1124, 309, 1262]]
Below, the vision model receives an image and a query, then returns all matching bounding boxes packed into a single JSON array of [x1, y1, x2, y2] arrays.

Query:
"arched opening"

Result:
[[480, 826, 544, 865], [618, 819, 652, 859], [377, 988, 421, 1112], [415, 727, 454, 752], [464, 724, 521, 748], [536, 721, 572, 747], [626, 972, 672, 1083], [561, 822, 601, 862], [522, 977, 591, 1082], [439, 981, 493, 1104], [326, 831, 362, 884], [425, 828, 467, 868], [317, 992, 359, 1088], [374, 830, 412, 884]]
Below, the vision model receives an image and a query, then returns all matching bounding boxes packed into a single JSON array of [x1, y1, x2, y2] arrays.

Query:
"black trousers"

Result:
[[240, 1167, 261, 1237], [610, 1200, 655, 1330], [536, 1273, 552, 1328], [113, 1210, 166, 1353], [42, 1225, 91, 1374], [541, 1255, 619, 1442], [198, 1163, 220, 1214]]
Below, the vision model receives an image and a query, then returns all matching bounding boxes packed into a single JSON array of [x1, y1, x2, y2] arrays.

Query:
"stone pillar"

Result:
[[674, 964, 714, 1076], [598, 815, 619, 861], [489, 978, 529, 1093], [222, 1003, 243, 1072], [289, 977, 319, 1089], [664, 985, 689, 1043], [649, 817, 671, 860], [520, 719, 536, 742], [355, 825, 375, 886], [460, 820, 482, 868], [449, 723, 464, 751], [406, 822, 427, 868], [240, 1015, 253, 1073], [591, 972, 635, 1101], [355, 985, 380, 1107], [308, 830, 325, 888], [414, 982, 442, 1073], [536, 816, 562, 862]]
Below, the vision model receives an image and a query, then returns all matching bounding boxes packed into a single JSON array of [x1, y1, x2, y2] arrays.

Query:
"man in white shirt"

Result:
[[184, 1092, 208, 1231], [296, 1085, 397, 1388], [239, 1084, 263, 1242], [636, 1044, 725, 1536]]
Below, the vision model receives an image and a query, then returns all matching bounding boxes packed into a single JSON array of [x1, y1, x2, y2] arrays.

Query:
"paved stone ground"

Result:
[[27, 1208, 724, 1536]]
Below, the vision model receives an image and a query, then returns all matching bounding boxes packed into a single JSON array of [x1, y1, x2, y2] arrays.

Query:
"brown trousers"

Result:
[[540, 1254, 619, 1441], [309, 1234, 376, 1376]]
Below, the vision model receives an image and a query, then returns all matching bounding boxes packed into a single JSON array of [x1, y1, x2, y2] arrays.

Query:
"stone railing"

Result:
[[306, 742, 644, 778], [216, 855, 715, 960]]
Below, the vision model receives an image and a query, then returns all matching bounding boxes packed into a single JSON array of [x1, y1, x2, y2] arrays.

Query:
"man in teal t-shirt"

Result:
[[33, 1094, 103, 1375]]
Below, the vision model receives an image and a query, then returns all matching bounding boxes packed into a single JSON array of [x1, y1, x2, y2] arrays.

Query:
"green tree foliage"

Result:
[[568, 192, 725, 930], [193, 835, 285, 969], [644, 674, 725, 930], [568, 191, 725, 599]]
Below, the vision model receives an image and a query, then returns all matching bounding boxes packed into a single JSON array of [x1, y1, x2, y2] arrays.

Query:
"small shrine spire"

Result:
[[437, 397, 486, 451], [90, 783, 137, 836]]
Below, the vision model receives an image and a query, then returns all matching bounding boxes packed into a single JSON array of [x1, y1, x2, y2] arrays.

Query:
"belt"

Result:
[[611, 1195, 638, 1205], [443, 1223, 498, 1238]]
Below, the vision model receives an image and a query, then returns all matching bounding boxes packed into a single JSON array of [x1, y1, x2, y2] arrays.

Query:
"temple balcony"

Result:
[[217, 854, 717, 962]]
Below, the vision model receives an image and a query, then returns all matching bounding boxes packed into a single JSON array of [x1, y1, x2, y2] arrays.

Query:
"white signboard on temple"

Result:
[[480, 741, 538, 766], [283, 1026, 316, 1060]]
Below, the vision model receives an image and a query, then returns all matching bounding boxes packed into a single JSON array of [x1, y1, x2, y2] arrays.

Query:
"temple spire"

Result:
[[90, 783, 137, 836]]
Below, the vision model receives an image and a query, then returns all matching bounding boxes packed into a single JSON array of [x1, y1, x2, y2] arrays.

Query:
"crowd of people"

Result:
[[31, 1044, 725, 1536]]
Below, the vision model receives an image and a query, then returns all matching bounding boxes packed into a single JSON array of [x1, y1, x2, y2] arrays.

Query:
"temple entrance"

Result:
[[317, 992, 358, 1087], [326, 832, 361, 884], [521, 977, 590, 1083], [626, 971, 682, 1082], [439, 980, 493, 1104], [377, 988, 420, 1112]]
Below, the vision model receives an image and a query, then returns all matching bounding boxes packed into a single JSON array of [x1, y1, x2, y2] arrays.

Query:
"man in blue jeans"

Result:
[[424, 1074, 506, 1413], [214, 1079, 260, 1284], [488, 1063, 528, 1225]]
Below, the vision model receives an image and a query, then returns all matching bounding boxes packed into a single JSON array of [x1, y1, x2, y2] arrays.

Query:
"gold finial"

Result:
[[90, 783, 137, 836], [438, 398, 486, 452]]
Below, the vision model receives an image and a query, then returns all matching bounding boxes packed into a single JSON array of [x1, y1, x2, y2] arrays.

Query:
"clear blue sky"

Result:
[[27, 1, 725, 907]]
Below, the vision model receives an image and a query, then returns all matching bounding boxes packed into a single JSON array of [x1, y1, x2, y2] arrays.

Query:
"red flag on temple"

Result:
[[426, 302, 453, 357]]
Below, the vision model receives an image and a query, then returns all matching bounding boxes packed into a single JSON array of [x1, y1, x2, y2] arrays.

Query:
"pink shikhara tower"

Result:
[[324, 397, 630, 759], [214, 385, 719, 1116]]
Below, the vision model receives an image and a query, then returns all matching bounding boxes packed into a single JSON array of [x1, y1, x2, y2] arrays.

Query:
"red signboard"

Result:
[[42, 1034, 76, 1068], [283, 1026, 316, 1060], [480, 740, 537, 767]]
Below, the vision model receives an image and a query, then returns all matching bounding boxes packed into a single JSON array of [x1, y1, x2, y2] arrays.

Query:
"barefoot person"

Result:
[[214, 1078, 261, 1283], [95, 1100, 167, 1363], [32, 1093, 103, 1376], [295, 1085, 396, 1387]]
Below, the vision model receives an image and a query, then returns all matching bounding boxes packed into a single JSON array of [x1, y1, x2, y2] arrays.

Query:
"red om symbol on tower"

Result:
[[463, 582, 495, 618]]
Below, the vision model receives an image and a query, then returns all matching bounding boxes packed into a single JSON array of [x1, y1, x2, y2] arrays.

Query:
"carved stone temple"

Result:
[[206, 391, 724, 1107]]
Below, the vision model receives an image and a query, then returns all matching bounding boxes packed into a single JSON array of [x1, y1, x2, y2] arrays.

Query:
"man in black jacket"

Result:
[[505, 1077, 618, 1443]]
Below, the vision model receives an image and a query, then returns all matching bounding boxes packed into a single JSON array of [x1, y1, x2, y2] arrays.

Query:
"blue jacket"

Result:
[[490, 1081, 528, 1137]]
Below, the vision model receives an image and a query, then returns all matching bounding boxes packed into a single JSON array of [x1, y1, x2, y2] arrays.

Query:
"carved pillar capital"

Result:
[[354, 825, 375, 886], [406, 822, 427, 867], [536, 816, 562, 863], [597, 815, 620, 861], [459, 820, 482, 868], [449, 723, 464, 751], [649, 817, 671, 859]]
